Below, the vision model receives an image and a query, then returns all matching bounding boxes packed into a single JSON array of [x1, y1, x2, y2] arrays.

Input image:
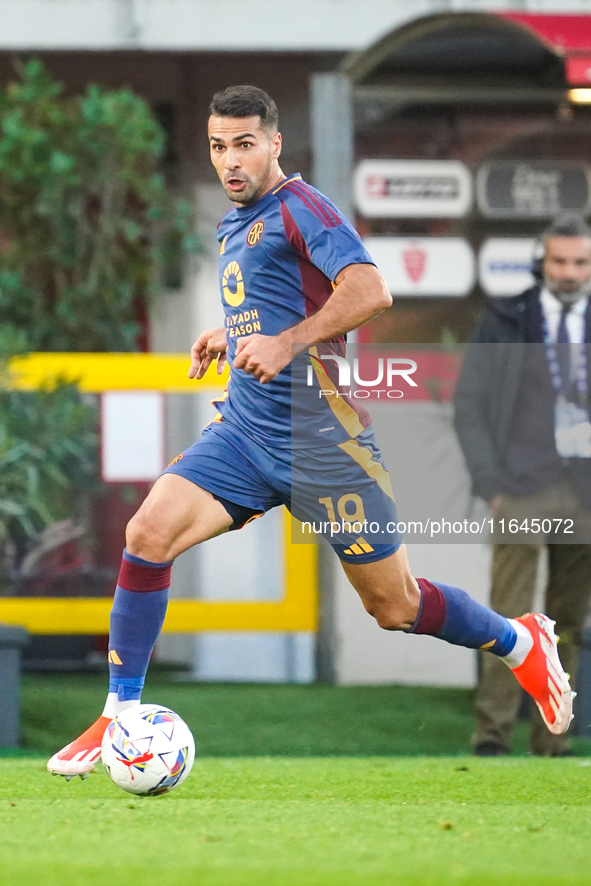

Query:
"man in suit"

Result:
[[455, 215, 591, 756]]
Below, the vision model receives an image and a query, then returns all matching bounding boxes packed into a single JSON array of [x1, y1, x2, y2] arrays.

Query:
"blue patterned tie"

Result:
[[556, 304, 571, 393]]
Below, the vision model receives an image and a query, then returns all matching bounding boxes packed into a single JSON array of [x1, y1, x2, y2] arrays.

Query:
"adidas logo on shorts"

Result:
[[343, 537, 374, 556]]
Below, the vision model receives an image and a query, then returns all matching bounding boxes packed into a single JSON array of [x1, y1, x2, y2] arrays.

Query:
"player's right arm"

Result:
[[233, 263, 390, 382], [189, 327, 228, 380], [282, 262, 391, 345], [234, 183, 391, 383]]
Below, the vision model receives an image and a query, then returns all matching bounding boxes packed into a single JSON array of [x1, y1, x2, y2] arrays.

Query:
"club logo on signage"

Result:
[[365, 175, 389, 200], [402, 244, 427, 283], [354, 160, 472, 219], [363, 237, 475, 298], [477, 161, 591, 218]]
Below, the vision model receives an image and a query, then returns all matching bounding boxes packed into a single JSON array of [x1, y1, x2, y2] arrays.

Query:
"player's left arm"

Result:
[[233, 263, 391, 383]]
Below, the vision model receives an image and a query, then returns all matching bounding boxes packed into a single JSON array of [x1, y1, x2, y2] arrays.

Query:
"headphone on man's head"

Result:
[[529, 215, 591, 285]]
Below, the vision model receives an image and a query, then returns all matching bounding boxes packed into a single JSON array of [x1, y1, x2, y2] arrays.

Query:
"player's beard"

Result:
[[223, 156, 274, 205]]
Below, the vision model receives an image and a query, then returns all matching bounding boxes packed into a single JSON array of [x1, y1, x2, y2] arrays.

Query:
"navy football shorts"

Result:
[[162, 418, 402, 564]]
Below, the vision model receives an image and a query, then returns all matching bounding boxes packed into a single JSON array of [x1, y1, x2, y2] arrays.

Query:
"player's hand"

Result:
[[233, 333, 292, 383], [189, 327, 228, 380]]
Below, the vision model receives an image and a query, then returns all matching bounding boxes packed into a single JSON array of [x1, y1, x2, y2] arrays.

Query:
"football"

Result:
[[101, 704, 195, 796]]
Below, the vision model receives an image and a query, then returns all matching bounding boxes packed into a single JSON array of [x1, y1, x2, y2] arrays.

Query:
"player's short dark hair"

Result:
[[209, 86, 279, 131], [542, 214, 591, 243]]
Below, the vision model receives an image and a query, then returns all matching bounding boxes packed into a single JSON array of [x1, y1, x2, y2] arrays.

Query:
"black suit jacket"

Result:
[[453, 286, 591, 504]]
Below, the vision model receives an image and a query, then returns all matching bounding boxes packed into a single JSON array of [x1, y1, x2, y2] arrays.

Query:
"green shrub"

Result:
[[0, 58, 197, 352], [0, 60, 196, 568]]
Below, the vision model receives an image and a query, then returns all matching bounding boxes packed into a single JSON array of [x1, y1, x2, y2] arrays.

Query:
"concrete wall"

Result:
[[1, 0, 590, 51], [323, 539, 548, 687], [319, 400, 490, 687], [328, 544, 489, 687]]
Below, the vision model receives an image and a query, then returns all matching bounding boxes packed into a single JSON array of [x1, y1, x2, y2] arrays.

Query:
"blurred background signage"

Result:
[[478, 238, 537, 297], [477, 161, 591, 218], [363, 237, 475, 297], [354, 160, 473, 218]]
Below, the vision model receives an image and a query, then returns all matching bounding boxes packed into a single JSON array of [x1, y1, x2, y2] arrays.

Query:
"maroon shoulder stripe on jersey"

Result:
[[285, 180, 342, 227], [280, 201, 334, 317], [282, 184, 328, 226], [288, 179, 342, 226], [280, 201, 311, 259], [283, 183, 341, 229]]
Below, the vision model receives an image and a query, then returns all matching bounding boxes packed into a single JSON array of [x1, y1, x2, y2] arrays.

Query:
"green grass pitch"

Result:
[[2, 755, 591, 885], [19, 673, 591, 757], [6, 675, 591, 884]]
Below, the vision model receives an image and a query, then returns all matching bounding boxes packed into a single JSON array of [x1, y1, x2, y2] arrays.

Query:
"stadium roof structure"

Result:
[[502, 12, 591, 87], [343, 11, 591, 105]]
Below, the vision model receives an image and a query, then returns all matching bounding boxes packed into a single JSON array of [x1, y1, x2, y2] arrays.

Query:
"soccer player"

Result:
[[48, 86, 573, 777]]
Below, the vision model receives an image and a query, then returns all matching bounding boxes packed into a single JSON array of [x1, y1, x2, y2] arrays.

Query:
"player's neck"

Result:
[[260, 166, 286, 197]]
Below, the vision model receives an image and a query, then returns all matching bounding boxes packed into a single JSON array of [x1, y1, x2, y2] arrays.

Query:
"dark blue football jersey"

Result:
[[213, 173, 375, 448]]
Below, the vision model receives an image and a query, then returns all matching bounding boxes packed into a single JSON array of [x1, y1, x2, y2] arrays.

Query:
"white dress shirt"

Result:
[[540, 287, 588, 344]]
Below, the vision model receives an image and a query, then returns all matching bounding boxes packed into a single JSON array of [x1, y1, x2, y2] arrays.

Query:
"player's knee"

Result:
[[360, 593, 410, 630], [126, 512, 173, 563], [366, 577, 420, 631], [372, 606, 410, 631], [125, 513, 150, 554]]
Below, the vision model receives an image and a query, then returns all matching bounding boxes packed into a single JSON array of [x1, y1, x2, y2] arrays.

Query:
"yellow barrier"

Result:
[[8, 352, 229, 393], [0, 514, 317, 634], [1, 353, 318, 634]]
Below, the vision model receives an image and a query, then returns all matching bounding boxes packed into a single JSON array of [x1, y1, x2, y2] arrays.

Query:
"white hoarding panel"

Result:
[[363, 237, 475, 297], [478, 238, 536, 297], [101, 391, 165, 482], [354, 159, 473, 218]]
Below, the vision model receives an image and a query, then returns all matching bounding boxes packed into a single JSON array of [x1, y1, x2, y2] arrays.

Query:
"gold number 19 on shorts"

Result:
[[318, 494, 365, 524]]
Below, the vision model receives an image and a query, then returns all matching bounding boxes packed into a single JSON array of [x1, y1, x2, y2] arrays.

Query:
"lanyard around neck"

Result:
[[541, 310, 588, 400]]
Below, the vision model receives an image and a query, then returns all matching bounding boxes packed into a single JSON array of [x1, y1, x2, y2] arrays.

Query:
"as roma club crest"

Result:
[[247, 220, 264, 247]]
